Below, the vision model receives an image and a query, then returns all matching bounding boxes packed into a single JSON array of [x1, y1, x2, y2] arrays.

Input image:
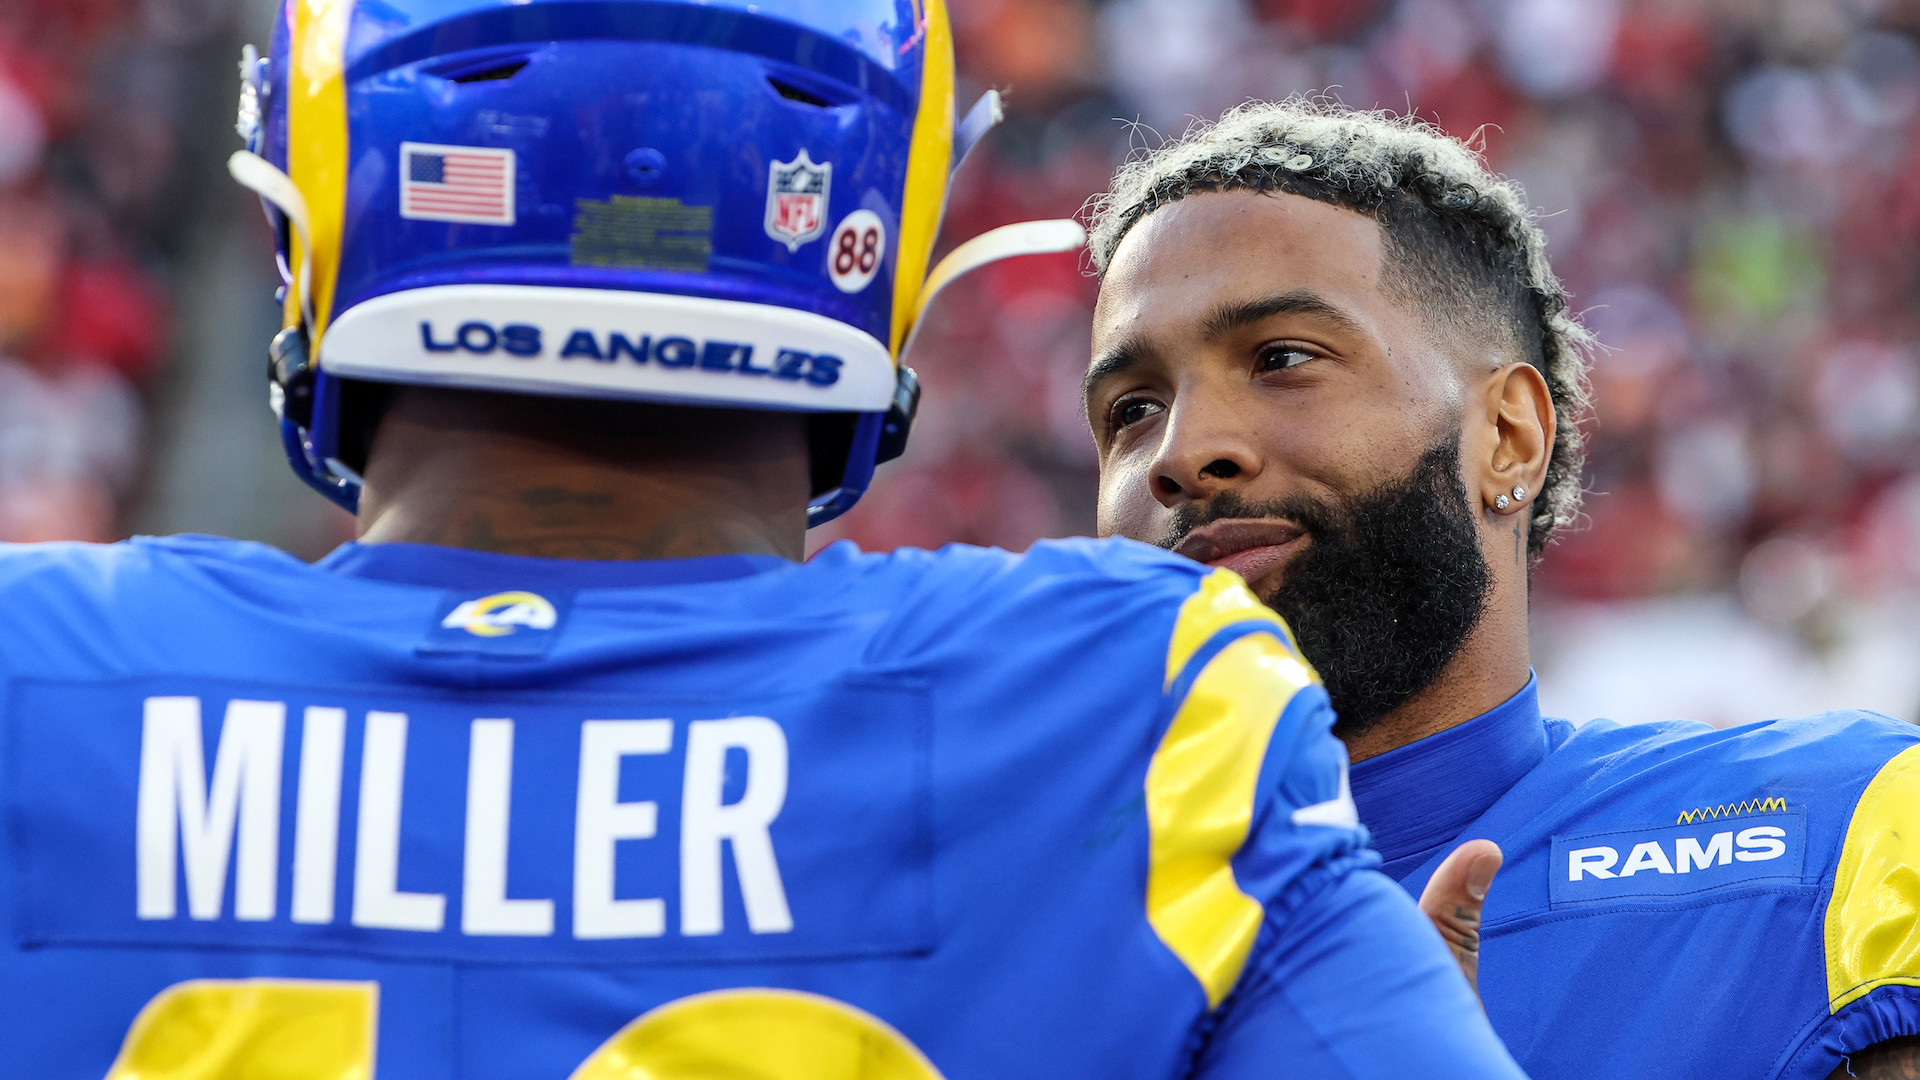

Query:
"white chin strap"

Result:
[[227, 149, 315, 330], [903, 218, 1086, 359]]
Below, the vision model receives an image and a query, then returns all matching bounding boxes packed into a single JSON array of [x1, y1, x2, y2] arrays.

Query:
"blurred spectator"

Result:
[[0, 0, 189, 543]]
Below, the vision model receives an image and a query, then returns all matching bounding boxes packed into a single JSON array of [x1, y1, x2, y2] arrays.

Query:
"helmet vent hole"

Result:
[[768, 77, 833, 109], [423, 46, 539, 84], [448, 58, 528, 83]]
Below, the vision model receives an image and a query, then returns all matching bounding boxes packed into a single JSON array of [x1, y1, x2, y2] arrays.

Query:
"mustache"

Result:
[[1154, 489, 1345, 552]]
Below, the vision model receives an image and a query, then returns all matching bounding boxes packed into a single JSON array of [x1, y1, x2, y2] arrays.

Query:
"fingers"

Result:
[[1417, 839, 1505, 997]]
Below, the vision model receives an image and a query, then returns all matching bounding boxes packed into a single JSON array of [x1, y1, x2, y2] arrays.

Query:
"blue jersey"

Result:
[[0, 535, 1519, 1080], [1354, 677, 1920, 1080]]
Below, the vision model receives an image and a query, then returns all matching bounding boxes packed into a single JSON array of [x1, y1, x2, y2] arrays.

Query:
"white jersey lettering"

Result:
[[573, 719, 673, 939], [681, 717, 793, 936], [352, 711, 446, 932], [137, 696, 285, 922], [463, 719, 554, 936]]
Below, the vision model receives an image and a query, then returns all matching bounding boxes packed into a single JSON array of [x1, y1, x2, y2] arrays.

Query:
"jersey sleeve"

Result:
[[1790, 743, 1920, 1076], [1147, 569, 1524, 1078], [1196, 870, 1525, 1079]]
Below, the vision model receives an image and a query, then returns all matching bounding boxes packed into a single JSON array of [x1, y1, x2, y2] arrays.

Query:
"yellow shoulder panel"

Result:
[[1826, 743, 1920, 1012], [106, 978, 377, 1080], [1146, 630, 1318, 1008], [571, 987, 944, 1080], [1164, 568, 1304, 690]]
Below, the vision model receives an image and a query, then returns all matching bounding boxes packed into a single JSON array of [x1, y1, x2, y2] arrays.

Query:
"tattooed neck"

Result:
[[353, 387, 812, 562], [358, 479, 806, 562]]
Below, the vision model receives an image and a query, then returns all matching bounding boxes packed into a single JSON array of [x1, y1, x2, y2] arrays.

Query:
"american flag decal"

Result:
[[400, 142, 515, 225]]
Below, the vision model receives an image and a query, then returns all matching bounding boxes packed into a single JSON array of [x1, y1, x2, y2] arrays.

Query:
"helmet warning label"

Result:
[[570, 195, 713, 274]]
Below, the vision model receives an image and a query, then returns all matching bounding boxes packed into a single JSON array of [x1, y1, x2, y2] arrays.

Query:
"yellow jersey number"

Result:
[[105, 979, 945, 1080]]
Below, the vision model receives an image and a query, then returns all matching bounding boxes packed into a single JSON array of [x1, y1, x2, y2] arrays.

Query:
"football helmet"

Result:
[[231, 0, 1079, 523]]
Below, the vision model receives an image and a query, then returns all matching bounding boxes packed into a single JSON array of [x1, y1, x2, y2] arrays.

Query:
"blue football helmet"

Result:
[[231, 0, 1078, 524]]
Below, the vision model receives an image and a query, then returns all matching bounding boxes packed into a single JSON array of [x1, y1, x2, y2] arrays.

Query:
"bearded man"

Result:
[[1082, 100, 1920, 1080]]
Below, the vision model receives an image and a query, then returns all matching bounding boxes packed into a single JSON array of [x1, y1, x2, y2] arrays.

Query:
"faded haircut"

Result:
[[1084, 99, 1594, 559]]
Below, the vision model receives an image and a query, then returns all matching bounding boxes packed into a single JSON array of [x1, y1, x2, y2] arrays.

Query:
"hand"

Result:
[[1417, 839, 1503, 1000]]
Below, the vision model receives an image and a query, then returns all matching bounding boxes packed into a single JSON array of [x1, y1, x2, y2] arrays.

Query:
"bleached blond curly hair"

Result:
[[1085, 99, 1593, 558]]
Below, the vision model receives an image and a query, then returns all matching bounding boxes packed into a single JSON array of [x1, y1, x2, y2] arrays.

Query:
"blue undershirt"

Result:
[[1349, 673, 1566, 881]]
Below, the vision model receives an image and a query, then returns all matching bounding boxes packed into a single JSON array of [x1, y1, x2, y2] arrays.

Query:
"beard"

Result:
[[1158, 435, 1492, 739]]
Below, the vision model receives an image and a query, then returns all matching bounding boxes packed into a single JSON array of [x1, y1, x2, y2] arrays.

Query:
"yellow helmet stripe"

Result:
[[887, 0, 954, 359], [286, 0, 353, 344]]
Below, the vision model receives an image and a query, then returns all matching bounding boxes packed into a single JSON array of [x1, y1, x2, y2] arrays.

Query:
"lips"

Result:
[[1172, 518, 1308, 587]]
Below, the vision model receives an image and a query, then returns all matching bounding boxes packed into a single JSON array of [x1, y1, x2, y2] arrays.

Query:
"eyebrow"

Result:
[[1200, 289, 1366, 342], [1082, 334, 1156, 409], [1081, 289, 1367, 409]]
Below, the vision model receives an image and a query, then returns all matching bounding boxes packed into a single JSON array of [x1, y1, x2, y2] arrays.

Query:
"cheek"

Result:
[[1095, 454, 1163, 541], [1265, 388, 1433, 488]]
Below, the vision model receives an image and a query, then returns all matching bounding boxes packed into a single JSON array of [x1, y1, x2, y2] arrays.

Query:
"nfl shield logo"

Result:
[[765, 150, 831, 252]]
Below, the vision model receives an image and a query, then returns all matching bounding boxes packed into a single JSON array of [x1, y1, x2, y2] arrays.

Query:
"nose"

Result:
[[1147, 397, 1263, 509]]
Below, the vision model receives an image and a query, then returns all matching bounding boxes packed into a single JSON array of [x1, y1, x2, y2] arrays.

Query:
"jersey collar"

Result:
[[1350, 672, 1547, 881], [317, 541, 792, 590]]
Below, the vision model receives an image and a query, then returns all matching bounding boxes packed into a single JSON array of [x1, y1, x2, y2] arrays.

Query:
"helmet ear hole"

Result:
[[807, 413, 858, 499], [334, 378, 399, 478]]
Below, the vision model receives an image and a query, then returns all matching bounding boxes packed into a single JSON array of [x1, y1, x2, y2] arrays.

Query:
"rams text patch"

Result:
[[1549, 811, 1806, 906]]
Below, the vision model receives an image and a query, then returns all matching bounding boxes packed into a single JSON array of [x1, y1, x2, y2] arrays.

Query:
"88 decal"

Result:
[[828, 209, 886, 293]]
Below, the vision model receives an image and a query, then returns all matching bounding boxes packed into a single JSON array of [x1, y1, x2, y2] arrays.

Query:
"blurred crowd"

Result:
[[826, 0, 1920, 652], [0, 0, 222, 542], [0, 0, 1917, 680]]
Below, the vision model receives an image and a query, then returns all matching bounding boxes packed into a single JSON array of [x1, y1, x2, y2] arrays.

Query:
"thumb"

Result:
[[1417, 838, 1504, 1000]]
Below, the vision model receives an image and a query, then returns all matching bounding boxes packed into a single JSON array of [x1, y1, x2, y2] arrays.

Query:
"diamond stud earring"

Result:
[[1494, 494, 1511, 511], [1512, 485, 1527, 501]]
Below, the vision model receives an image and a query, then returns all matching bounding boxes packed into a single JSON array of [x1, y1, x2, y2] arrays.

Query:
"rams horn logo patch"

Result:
[[441, 591, 558, 638]]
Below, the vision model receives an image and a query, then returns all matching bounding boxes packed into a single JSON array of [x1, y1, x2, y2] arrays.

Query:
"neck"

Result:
[[354, 386, 812, 562], [1340, 524, 1535, 764]]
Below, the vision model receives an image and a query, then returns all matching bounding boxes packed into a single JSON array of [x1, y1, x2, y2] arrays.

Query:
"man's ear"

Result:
[[1469, 362, 1553, 521]]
